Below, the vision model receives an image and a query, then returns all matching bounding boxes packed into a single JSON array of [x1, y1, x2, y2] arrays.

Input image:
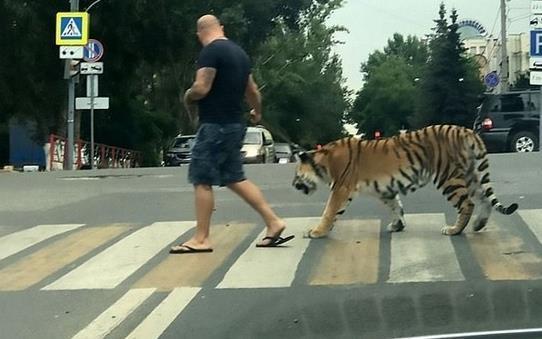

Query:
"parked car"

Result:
[[474, 90, 540, 153], [274, 143, 294, 163], [242, 126, 275, 164], [163, 134, 196, 166]]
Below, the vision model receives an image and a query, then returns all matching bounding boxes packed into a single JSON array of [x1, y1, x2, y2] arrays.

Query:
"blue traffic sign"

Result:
[[484, 71, 500, 88], [531, 30, 542, 56], [83, 39, 104, 62], [55, 12, 89, 45]]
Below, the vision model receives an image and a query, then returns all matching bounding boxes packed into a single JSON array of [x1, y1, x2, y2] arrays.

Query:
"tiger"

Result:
[[292, 124, 518, 238]]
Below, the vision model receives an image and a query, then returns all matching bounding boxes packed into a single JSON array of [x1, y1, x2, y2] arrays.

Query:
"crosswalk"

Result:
[[1, 210, 542, 338]]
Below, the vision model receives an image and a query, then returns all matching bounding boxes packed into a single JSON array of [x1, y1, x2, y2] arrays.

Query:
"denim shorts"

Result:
[[188, 123, 246, 186]]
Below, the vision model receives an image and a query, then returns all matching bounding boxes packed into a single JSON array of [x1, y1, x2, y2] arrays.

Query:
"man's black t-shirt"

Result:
[[196, 39, 251, 124]]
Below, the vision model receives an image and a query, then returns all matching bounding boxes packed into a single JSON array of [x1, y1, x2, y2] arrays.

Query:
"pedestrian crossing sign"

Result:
[[56, 12, 89, 46]]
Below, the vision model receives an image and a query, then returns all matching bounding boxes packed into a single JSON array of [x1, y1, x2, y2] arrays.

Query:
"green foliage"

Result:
[[410, 3, 484, 128], [350, 56, 416, 136], [349, 3, 484, 136], [349, 33, 428, 136], [252, 0, 351, 147]]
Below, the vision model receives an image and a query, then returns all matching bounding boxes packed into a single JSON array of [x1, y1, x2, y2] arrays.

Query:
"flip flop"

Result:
[[169, 244, 213, 254], [256, 235, 295, 247]]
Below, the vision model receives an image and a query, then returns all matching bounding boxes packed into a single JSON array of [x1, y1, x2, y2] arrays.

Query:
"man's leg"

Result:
[[227, 180, 286, 245], [171, 184, 214, 251]]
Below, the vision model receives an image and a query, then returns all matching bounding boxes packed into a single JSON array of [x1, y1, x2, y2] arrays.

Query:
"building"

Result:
[[459, 19, 529, 92]]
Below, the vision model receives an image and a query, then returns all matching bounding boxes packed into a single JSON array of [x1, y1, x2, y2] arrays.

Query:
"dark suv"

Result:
[[163, 134, 196, 166], [474, 91, 540, 153]]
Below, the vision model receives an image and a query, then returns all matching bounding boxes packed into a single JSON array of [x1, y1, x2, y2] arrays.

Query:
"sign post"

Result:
[[80, 37, 104, 169], [531, 0, 542, 152], [77, 60, 107, 169], [56, 2, 89, 170]]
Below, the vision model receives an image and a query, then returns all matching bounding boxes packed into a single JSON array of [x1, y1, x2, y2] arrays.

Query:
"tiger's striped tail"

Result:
[[467, 131, 518, 215]]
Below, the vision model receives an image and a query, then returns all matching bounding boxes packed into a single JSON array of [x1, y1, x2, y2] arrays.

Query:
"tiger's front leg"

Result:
[[381, 194, 406, 232], [307, 186, 352, 238]]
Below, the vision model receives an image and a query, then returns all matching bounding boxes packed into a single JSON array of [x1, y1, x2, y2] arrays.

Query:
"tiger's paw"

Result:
[[441, 225, 462, 236], [304, 228, 328, 239], [388, 220, 405, 232]]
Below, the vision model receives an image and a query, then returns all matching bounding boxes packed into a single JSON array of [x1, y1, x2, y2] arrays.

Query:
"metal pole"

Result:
[[67, 79, 75, 170], [500, 0, 509, 92], [66, 0, 79, 170], [90, 75, 95, 169], [540, 86, 542, 152]]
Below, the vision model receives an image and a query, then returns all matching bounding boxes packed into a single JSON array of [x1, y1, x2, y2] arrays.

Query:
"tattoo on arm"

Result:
[[187, 67, 217, 101]]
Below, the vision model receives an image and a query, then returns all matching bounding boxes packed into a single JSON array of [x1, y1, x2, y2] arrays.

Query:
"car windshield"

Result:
[[275, 144, 291, 152], [244, 131, 262, 145], [172, 137, 195, 149]]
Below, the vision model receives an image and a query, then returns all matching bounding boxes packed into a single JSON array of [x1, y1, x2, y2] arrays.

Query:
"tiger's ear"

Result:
[[298, 151, 312, 163]]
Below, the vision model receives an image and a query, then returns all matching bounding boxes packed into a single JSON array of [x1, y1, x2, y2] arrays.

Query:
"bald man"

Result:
[[170, 15, 294, 254]]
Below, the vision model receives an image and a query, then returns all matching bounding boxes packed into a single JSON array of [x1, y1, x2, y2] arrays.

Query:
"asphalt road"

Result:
[[1, 152, 542, 339]]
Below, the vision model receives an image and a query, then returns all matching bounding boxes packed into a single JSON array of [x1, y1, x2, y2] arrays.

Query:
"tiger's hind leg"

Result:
[[380, 194, 406, 232], [472, 197, 491, 232], [307, 187, 352, 238], [441, 177, 475, 236]]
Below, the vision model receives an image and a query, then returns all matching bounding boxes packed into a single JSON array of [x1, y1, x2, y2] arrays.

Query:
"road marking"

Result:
[[216, 217, 315, 288], [125, 287, 200, 339], [467, 218, 542, 280], [72, 288, 155, 339], [42, 222, 193, 290], [388, 213, 464, 283], [519, 209, 542, 243], [134, 223, 255, 290], [308, 219, 380, 285], [0, 226, 14, 237], [0, 225, 129, 291], [0, 224, 84, 261]]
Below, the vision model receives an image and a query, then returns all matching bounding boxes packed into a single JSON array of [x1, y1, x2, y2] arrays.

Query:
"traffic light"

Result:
[[64, 59, 80, 80]]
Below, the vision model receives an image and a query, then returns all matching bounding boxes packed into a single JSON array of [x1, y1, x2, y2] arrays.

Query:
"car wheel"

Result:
[[510, 131, 538, 152]]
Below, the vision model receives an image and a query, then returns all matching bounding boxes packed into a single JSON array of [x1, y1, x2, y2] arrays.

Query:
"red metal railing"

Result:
[[48, 134, 142, 170]]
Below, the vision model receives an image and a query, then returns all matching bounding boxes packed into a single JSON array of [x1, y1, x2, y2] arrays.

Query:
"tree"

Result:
[[410, 3, 484, 128], [252, 0, 350, 147], [350, 56, 416, 136], [348, 33, 428, 136]]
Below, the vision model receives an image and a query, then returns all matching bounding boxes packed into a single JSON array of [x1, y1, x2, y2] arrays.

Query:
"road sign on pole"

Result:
[[75, 97, 109, 110], [80, 62, 103, 75], [55, 12, 89, 46], [484, 72, 500, 88], [59, 46, 84, 59], [83, 39, 104, 62]]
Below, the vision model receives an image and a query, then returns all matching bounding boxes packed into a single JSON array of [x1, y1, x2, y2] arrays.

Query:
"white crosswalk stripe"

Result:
[[43, 222, 193, 290], [72, 288, 156, 339], [388, 213, 464, 283], [126, 287, 200, 339], [519, 209, 542, 243], [216, 217, 314, 289], [0, 224, 84, 261]]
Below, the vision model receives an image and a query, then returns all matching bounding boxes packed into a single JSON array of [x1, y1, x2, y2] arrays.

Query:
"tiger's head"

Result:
[[292, 150, 331, 195]]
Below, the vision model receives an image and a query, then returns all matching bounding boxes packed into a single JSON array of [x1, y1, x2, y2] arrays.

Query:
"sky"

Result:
[[327, 0, 532, 92]]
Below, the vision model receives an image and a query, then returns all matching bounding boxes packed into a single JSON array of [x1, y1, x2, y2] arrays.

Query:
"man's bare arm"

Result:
[[185, 67, 217, 102], [182, 67, 216, 127], [245, 74, 262, 123]]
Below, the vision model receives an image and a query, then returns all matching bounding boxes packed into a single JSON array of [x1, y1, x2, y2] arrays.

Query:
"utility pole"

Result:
[[500, 0, 509, 92], [65, 0, 79, 170]]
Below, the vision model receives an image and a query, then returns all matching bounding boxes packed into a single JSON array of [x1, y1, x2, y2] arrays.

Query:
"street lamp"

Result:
[[85, 0, 104, 12]]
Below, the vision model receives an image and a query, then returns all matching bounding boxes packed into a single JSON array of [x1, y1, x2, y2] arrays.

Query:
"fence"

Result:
[[47, 134, 142, 170]]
